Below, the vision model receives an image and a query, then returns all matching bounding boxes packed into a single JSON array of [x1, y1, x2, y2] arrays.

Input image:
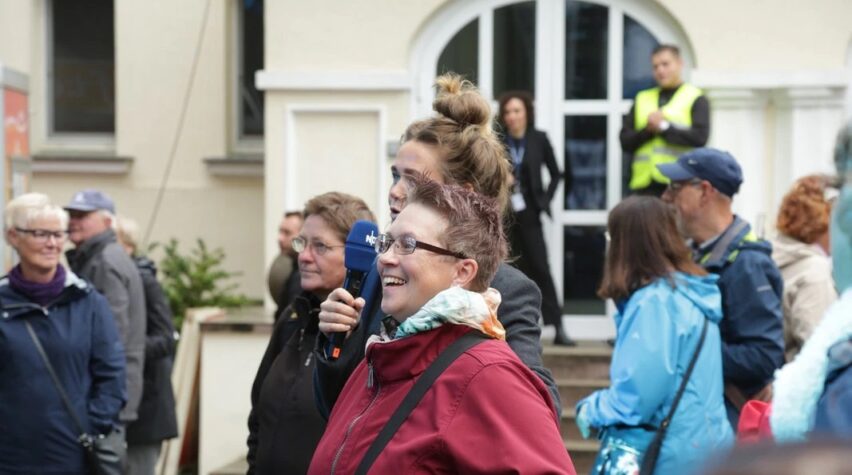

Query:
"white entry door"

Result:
[[413, 0, 694, 339]]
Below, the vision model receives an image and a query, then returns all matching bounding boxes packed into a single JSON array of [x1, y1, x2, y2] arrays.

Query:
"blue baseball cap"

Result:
[[64, 189, 116, 214], [657, 148, 744, 197]]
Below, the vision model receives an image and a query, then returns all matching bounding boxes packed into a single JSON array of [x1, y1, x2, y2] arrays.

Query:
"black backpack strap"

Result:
[[24, 320, 93, 448], [640, 317, 709, 474], [354, 330, 489, 475]]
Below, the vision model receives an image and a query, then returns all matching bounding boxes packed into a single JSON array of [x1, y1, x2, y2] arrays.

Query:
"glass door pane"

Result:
[[622, 14, 660, 99], [564, 0, 608, 99], [564, 115, 607, 210], [563, 225, 607, 315], [437, 18, 479, 84], [493, 1, 536, 96]]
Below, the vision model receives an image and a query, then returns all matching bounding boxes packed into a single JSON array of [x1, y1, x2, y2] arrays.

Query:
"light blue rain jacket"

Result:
[[579, 272, 733, 474]]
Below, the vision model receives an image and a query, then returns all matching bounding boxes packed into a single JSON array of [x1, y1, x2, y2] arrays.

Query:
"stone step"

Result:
[[556, 378, 610, 409], [566, 440, 599, 474], [561, 409, 582, 441], [542, 342, 612, 381]]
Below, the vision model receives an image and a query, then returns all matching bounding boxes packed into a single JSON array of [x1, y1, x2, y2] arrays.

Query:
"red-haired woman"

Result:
[[772, 175, 837, 361]]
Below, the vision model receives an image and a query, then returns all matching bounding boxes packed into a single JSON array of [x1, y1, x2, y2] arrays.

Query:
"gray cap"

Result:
[[64, 189, 116, 214]]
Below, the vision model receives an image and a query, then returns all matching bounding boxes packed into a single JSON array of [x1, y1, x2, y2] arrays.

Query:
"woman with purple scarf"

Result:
[[0, 193, 126, 474]]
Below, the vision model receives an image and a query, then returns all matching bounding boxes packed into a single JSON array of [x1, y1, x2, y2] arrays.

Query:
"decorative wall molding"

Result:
[[282, 104, 389, 221], [256, 70, 411, 92], [693, 69, 848, 90]]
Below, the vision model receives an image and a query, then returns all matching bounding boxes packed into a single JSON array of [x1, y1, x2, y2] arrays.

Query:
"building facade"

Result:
[[1, 0, 850, 337]]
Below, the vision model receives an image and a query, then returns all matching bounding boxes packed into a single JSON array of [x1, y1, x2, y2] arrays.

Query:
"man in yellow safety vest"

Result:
[[620, 44, 710, 196]]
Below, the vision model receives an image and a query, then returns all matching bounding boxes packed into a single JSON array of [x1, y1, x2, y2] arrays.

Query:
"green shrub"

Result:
[[157, 238, 251, 330]]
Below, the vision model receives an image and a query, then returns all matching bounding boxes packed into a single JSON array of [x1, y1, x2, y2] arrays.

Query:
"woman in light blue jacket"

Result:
[[576, 196, 732, 475]]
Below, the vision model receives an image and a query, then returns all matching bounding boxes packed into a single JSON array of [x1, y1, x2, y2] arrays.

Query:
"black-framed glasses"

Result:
[[375, 233, 466, 259], [666, 179, 704, 194], [291, 236, 343, 256], [15, 228, 69, 243]]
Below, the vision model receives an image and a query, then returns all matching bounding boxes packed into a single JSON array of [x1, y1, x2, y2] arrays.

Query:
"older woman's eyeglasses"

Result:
[[291, 236, 343, 256], [374, 233, 466, 259], [15, 228, 68, 243]]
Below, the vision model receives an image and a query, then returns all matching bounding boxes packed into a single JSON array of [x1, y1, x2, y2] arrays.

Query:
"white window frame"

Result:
[[231, 0, 264, 153], [411, 0, 694, 336], [43, 0, 116, 151]]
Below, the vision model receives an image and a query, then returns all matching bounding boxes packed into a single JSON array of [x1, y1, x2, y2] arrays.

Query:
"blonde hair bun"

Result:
[[432, 73, 492, 135]]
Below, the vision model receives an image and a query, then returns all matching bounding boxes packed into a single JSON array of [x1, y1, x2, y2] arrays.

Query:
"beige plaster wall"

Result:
[[0, 0, 265, 298], [658, 0, 852, 71], [0, 0, 34, 74], [266, 0, 446, 71]]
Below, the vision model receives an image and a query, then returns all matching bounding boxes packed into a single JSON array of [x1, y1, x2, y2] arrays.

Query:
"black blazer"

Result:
[[505, 129, 569, 216]]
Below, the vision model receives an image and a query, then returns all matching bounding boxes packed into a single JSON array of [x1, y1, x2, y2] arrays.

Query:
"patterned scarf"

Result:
[[381, 287, 506, 344]]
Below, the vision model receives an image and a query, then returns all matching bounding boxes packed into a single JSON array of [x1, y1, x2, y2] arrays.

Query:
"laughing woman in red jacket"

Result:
[[308, 177, 575, 475]]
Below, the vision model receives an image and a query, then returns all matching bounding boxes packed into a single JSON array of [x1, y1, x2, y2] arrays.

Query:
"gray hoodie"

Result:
[[771, 234, 837, 361], [67, 229, 146, 423]]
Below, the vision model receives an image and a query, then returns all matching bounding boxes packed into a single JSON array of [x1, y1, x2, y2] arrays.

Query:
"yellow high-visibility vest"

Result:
[[630, 83, 703, 190]]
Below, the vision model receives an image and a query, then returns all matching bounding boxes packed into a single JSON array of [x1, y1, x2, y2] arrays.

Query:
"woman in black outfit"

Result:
[[498, 91, 574, 346], [246, 192, 375, 475]]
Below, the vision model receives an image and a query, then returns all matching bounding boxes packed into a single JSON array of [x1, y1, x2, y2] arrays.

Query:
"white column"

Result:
[[771, 86, 846, 215], [704, 87, 770, 230]]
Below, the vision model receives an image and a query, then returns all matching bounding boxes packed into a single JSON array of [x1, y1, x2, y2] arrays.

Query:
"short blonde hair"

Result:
[[4, 193, 69, 231], [115, 215, 140, 254]]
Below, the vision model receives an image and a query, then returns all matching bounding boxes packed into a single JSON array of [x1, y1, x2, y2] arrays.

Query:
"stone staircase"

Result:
[[542, 342, 613, 474]]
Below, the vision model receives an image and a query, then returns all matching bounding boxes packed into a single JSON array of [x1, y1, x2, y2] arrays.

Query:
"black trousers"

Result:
[[508, 208, 563, 327]]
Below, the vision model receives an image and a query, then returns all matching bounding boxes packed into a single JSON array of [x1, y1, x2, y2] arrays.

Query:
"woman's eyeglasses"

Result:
[[15, 228, 68, 243], [374, 233, 466, 259], [291, 236, 344, 256]]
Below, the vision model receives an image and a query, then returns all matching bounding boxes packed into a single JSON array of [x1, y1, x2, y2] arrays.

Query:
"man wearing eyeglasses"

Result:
[[620, 44, 710, 196], [659, 148, 784, 429], [64, 189, 147, 469]]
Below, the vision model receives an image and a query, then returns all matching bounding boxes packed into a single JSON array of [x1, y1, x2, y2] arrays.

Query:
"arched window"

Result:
[[414, 0, 693, 330]]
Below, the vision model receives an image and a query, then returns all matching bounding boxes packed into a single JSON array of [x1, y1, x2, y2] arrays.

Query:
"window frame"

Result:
[[231, 0, 264, 153], [44, 0, 116, 150]]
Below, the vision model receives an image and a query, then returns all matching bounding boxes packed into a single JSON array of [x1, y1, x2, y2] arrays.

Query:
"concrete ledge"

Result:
[[32, 153, 133, 175], [204, 155, 264, 177]]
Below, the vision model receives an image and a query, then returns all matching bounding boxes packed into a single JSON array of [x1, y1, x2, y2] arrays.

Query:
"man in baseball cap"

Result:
[[659, 148, 784, 429], [64, 189, 146, 462]]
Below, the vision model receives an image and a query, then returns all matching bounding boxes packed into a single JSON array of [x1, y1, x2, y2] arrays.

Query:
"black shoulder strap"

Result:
[[641, 317, 709, 474], [24, 321, 92, 446], [354, 331, 489, 475]]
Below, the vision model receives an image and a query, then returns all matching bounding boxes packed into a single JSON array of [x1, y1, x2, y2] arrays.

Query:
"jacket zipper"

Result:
[[330, 361, 381, 475], [2, 302, 50, 319]]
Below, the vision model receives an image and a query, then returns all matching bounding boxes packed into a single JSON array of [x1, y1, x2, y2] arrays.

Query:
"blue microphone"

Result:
[[329, 220, 379, 360]]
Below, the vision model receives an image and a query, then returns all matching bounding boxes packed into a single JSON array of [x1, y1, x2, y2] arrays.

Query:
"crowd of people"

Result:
[[1, 42, 850, 475], [0, 191, 178, 474]]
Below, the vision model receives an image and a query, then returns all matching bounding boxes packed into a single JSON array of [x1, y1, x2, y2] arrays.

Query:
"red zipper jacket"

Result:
[[308, 324, 575, 474]]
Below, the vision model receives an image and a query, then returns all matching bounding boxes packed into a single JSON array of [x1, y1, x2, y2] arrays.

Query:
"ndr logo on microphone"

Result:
[[364, 230, 377, 247]]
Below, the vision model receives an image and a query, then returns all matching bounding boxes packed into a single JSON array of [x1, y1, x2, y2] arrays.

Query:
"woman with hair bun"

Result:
[[315, 73, 561, 417], [772, 174, 837, 361], [309, 178, 575, 474]]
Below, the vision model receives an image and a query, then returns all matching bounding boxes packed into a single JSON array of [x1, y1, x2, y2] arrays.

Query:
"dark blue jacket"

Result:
[[0, 270, 126, 474], [813, 337, 852, 438], [695, 216, 785, 425]]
